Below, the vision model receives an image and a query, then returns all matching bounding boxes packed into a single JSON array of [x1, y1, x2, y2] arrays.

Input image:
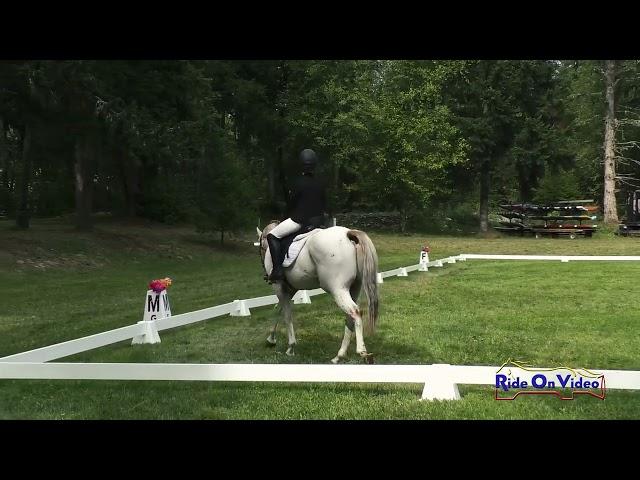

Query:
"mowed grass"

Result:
[[1, 219, 639, 419]]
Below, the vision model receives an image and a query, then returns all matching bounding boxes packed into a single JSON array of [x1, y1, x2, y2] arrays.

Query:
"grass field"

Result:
[[1, 218, 639, 419]]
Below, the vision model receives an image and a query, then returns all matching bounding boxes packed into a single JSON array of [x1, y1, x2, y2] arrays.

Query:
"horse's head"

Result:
[[256, 220, 280, 254]]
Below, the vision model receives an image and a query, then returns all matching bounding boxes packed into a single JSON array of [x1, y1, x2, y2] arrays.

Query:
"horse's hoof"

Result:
[[360, 353, 374, 364], [266, 335, 276, 346], [331, 356, 345, 364], [286, 346, 295, 356]]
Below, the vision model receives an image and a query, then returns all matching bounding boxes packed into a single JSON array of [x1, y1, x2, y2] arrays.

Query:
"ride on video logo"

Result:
[[495, 359, 606, 400]]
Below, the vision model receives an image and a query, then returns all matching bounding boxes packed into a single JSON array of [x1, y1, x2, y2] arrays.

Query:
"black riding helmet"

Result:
[[300, 149, 318, 173]]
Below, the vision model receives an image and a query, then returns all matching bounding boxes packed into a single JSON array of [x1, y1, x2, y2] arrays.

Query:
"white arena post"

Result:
[[376, 272, 384, 284], [397, 267, 408, 277], [421, 364, 461, 401], [292, 290, 312, 304], [230, 299, 251, 317]]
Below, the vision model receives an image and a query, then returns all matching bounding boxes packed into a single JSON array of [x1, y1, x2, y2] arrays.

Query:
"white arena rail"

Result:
[[0, 324, 144, 363], [2, 252, 639, 401], [1, 362, 638, 401], [156, 302, 237, 331], [0, 260, 437, 363], [460, 254, 640, 262]]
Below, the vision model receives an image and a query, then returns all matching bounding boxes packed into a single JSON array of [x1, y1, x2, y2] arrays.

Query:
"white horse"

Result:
[[256, 221, 380, 363]]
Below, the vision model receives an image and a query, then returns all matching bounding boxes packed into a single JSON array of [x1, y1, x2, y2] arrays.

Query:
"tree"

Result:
[[603, 60, 619, 225], [287, 60, 468, 229], [447, 60, 567, 231], [446, 61, 518, 232], [4, 59, 630, 236], [558, 60, 640, 222], [193, 133, 256, 243]]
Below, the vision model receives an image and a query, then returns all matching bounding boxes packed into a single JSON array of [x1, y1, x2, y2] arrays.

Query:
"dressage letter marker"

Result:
[[132, 289, 169, 344], [419, 250, 429, 272], [142, 290, 171, 322]]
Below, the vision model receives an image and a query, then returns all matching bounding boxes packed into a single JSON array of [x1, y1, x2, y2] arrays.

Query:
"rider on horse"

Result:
[[266, 148, 328, 282]]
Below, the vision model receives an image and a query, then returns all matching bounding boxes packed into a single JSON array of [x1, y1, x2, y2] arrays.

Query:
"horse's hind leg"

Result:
[[331, 324, 353, 364], [331, 282, 361, 364], [331, 283, 369, 361], [267, 314, 278, 346]]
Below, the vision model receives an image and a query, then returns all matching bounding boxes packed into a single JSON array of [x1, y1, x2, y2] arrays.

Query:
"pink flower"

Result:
[[149, 277, 173, 293]]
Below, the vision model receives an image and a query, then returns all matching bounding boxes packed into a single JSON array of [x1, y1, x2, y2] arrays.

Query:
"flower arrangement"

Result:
[[149, 277, 172, 293], [422, 245, 431, 253]]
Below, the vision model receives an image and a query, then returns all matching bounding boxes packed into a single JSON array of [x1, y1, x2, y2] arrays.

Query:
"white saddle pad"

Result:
[[282, 229, 322, 267]]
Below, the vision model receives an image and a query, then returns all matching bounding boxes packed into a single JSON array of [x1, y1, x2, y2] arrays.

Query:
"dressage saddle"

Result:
[[266, 215, 328, 283]]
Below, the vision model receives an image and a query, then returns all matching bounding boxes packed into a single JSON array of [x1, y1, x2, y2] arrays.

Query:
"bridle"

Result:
[[258, 230, 268, 278]]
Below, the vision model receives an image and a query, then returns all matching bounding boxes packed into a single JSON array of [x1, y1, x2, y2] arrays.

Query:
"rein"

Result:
[[258, 231, 268, 279]]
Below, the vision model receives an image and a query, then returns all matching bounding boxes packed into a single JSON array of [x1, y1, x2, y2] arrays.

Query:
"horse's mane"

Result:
[[263, 220, 281, 237]]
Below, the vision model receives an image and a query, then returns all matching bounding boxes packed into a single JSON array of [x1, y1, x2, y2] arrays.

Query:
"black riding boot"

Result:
[[267, 234, 285, 282]]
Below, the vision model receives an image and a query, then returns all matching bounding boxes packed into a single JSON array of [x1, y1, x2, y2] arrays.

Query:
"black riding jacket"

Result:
[[287, 173, 327, 226]]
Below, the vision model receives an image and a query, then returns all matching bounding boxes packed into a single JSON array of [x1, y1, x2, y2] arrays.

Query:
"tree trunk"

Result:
[[220, 229, 224, 245], [0, 116, 7, 190], [479, 160, 490, 233], [119, 148, 138, 218], [400, 205, 407, 233], [332, 155, 340, 212], [517, 162, 533, 203], [0, 116, 10, 216], [74, 131, 95, 231], [267, 151, 276, 204], [479, 99, 491, 233], [15, 123, 32, 229], [603, 60, 619, 225], [277, 145, 288, 218]]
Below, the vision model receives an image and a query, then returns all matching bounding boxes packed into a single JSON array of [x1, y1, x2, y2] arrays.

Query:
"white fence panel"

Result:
[[244, 295, 279, 309], [155, 302, 236, 331], [0, 324, 144, 363], [1, 362, 638, 392], [460, 254, 640, 262]]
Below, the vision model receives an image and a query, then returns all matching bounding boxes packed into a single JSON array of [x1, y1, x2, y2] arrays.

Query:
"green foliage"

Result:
[[287, 60, 469, 214], [533, 168, 582, 204], [446, 60, 570, 203], [556, 61, 605, 200], [3, 59, 637, 233], [141, 174, 194, 224], [192, 134, 257, 241]]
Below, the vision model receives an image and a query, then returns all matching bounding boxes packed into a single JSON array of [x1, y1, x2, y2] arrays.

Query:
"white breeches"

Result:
[[270, 218, 302, 238]]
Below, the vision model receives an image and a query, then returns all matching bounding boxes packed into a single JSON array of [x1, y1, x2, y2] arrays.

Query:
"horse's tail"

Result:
[[346, 230, 379, 335]]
